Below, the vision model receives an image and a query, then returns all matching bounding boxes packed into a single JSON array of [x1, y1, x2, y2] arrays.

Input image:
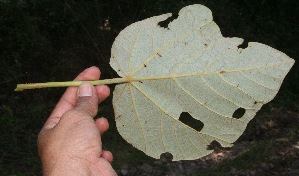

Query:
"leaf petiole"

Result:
[[15, 77, 127, 91]]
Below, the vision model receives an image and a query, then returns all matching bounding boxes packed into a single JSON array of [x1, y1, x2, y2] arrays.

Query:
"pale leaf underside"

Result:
[[110, 4, 295, 160]]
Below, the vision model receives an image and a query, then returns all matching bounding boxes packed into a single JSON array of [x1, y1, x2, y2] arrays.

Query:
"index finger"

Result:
[[44, 66, 101, 129]]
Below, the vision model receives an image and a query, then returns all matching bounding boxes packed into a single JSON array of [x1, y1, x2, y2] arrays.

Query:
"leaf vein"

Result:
[[131, 20, 213, 76], [172, 77, 245, 123], [131, 81, 229, 145], [174, 121, 186, 160], [240, 71, 279, 91], [129, 85, 147, 152]]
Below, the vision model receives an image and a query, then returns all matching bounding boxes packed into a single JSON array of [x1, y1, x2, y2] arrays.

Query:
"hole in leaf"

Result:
[[158, 12, 179, 29], [160, 152, 173, 162], [206, 140, 223, 151], [232, 108, 246, 119], [179, 112, 204, 132], [238, 40, 248, 49]]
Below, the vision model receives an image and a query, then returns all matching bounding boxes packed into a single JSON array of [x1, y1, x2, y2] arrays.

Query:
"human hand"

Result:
[[38, 66, 117, 176]]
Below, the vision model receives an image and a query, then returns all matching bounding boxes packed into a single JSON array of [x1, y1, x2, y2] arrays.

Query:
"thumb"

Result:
[[75, 83, 99, 117]]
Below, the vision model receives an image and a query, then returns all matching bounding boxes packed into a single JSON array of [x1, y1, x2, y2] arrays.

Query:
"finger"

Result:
[[95, 118, 109, 135], [50, 66, 101, 118], [101, 150, 114, 163], [98, 158, 117, 175], [95, 85, 110, 103], [43, 67, 100, 130], [74, 83, 99, 118]]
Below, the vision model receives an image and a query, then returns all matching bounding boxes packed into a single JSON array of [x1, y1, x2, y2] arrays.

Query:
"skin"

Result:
[[38, 66, 117, 176]]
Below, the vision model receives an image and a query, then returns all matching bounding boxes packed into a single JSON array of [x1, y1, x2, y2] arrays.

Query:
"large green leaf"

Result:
[[110, 4, 294, 160]]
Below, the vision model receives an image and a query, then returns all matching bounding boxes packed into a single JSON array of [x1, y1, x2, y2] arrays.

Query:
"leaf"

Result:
[[110, 4, 295, 161]]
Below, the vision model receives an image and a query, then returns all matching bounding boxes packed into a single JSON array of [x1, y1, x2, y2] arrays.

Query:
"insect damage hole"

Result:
[[206, 140, 224, 151], [238, 39, 248, 49], [160, 152, 173, 162], [179, 112, 204, 132], [158, 10, 179, 29], [232, 108, 246, 119]]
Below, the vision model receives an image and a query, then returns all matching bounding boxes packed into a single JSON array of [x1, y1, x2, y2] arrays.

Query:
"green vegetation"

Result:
[[0, 0, 298, 175]]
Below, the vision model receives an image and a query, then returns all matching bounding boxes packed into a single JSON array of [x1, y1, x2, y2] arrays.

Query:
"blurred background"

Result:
[[0, 0, 298, 175]]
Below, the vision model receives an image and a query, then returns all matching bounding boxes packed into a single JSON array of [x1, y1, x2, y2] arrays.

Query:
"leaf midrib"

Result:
[[127, 61, 292, 83]]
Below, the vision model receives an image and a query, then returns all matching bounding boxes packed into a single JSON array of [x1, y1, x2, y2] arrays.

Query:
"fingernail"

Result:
[[78, 83, 92, 97]]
